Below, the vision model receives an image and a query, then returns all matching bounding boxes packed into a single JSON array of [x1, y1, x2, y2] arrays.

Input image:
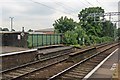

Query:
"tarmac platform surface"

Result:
[[0, 46, 28, 54], [88, 47, 120, 79]]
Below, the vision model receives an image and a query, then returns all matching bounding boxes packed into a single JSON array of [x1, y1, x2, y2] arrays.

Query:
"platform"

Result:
[[88, 47, 119, 79], [0, 46, 28, 54]]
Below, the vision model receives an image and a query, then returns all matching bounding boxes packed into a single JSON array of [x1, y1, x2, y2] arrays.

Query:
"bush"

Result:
[[63, 31, 78, 45], [101, 36, 113, 43]]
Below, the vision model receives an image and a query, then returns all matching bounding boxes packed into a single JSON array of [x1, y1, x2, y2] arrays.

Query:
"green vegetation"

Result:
[[53, 7, 117, 46], [118, 28, 120, 40], [28, 29, 33, 32], [2, 28, 9, 31], [53, 16, 76, 33], [0, 27, 15, 31], [63, 30, 78, 45]]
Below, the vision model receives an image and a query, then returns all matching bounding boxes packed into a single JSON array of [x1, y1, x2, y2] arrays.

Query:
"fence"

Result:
[[27, 34, 62, 48], [1, 32, 28, 47]]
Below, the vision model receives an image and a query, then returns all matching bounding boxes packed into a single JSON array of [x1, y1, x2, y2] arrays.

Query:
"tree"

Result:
[[2, 28, 9, 31], [78, 7, 104, 37], [118, 28, 120, 39], [53, 7, 115, 46], [12, 29, 15, 31], [101, 21, 116, 38], [78, 7, 115, 43], [0, 27, 2, 31], [28, 29, 33, 32], [78, 7, 104, 23], [75, 25, 90, 45], [53, 16, 76, 33]]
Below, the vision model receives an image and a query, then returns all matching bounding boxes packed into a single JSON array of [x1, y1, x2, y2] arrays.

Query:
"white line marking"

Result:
[[83, 48, 119, 80], [0, 49, 37, 57]]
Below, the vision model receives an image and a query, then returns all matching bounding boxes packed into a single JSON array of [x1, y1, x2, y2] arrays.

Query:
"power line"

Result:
[[96, 0, 101, 5], [84, 0, 94, 6], [55, 1, 90, 14], [79, 0, 89, 7], [96, 0, 109, 12], [55, 2, 75, 13], [29, 0, 77, 17], [54, 1, 92, 14]]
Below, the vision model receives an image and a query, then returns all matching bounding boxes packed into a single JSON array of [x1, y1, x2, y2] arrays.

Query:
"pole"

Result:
[[94, 13, 96, 22], [109, 13, 111, 21], [9, 17, 14, 32]]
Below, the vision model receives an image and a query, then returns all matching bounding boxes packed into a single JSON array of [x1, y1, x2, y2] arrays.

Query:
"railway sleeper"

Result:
[[77, 65, 94, 69], [94, 56, 106, 60], [4, 72, 25, 78], [97, 54, 108, 57], [74, 70, 89, 75], [89, 60, 101, 63], [79, 64, 95, 68], [93, 57, 104, 61], [71, 69, 90, 73], [79, 65, 95, 69], [3, 73, 22, 79], [90, 58, 102, 61], [3, 74, 18, 79], [20, 68, 33, 72], [24, 76, 29, 79], [59, 76, 74, 80], [68, 71, 87, 76], [74, 67, 92, 71], [77, 65, 94, 68], [85, 62, 98, 66], [8, 72, 23, 76], [25, 67, 37, 70], [15, 70, 29, 74], [63, 74, 83, 79]]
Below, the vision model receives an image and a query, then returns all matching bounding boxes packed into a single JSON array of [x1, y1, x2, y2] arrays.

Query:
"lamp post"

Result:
[[9, 17, 14, 32]]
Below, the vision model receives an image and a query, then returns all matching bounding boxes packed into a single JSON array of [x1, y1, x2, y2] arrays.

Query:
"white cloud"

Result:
[[1, 0, 119, 31]]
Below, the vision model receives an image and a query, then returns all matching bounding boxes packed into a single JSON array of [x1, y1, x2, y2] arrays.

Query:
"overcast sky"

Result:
[[0, 0, 120, 31]]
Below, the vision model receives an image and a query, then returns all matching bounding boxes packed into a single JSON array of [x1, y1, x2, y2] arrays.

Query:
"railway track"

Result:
[[1, 42, 118, 80], [1, 47, 74, 80], [48, 43, 119, 80], [1, 46, 73, 71], [16, 42, 118, 79], [2, 56, 68, 79]]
